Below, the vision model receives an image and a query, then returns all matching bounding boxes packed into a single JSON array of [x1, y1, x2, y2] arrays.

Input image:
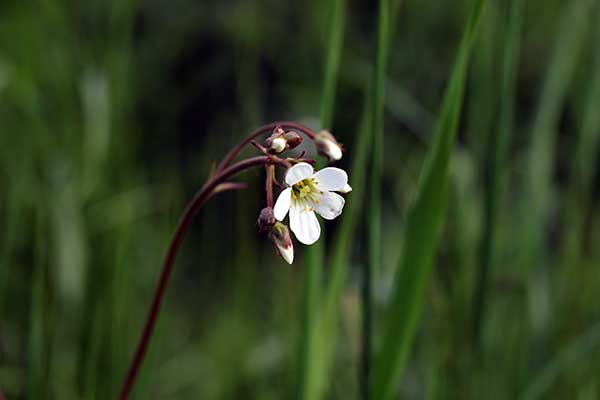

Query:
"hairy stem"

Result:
[[118, 155, 288, 399]]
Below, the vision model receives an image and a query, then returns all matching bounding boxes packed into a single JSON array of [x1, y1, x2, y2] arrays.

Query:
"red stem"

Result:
[[216, 121, 319, 173], [118, 155, 287, 400], [265, 165, 275, 208]]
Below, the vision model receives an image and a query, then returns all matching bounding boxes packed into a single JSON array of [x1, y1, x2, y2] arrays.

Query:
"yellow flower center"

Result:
[[291, 178, 323, 205]]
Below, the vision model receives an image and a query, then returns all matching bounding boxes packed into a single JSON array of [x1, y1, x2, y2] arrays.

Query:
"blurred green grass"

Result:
[[2, 0, 600, 399]]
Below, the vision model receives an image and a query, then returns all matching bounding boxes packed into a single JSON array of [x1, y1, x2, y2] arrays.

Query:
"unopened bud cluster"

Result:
[[265, 126, 303, 154]]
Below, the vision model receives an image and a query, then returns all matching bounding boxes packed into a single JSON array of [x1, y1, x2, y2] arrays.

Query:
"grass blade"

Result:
[[514, 1, 593, 354], [558, 2, 600, 276], [299, 0, 346, 399], [319, 0, 346, 131], [521, 323, 600, 400], [325, 81, 372, 313], [472, 0, 525, 347], [517, 0, 593, 279], [298, 80, 373, 400], [365, 0, 392, 396], [370, 1, 486, 399]]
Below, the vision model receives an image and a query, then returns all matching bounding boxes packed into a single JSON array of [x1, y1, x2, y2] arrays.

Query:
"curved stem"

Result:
[[216, 121, 319, 173], [118, 155, 287, 400]]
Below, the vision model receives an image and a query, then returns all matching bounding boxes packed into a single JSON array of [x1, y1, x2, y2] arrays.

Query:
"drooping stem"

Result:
[[265, 165, 275, 208], [118, 155, 289, 400], [216, 121, 319, 173]]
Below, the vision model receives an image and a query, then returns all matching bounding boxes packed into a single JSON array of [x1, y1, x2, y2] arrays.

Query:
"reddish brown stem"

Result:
[[265, 165, 275, 208], [250, 140, 268, 154], [214, 182, 248, 193], [216, 121, 319, 173], [118, 155, 288, 400]]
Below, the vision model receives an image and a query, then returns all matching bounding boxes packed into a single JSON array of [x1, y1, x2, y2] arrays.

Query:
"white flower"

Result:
[[273, 162, 351, 245]]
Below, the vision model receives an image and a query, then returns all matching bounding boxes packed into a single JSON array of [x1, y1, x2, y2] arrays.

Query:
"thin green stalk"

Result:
[[558, 2, 600, 279], [302, 80, 372, 400], [466, 2, 498, 162], [515, 1, 592, 358], [319, 0, 345, 130], [371, 1, 486, 399], [299, 248, 322, 400], [325, 82, 373, 314], [319, 2, 403, 392], [521, 323, 600, 400], [365, 0, 391, 397], [300, 0, 345, 399], [517, 0, 593, 280], [472, 0, 525, 348]]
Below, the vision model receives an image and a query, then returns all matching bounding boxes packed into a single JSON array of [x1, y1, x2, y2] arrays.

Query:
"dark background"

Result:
[[1, 0, 600, 398]]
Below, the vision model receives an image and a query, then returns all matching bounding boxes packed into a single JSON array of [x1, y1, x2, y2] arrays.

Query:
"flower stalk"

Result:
[[118, 156, 286, 400], [266, 165, 275, 208], [118, 122, 348, 399], [216, 121, 319, 173]]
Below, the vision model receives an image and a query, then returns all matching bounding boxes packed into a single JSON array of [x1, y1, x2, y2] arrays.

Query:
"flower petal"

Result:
[[285, 162, 314, 186], [273, 188, 292, 221], [276, 242, 294, 264], [338, 183, 352, 193], [313, 167, 348, 191], [289, 202, 321, 245], [313, 191, 345, 220]]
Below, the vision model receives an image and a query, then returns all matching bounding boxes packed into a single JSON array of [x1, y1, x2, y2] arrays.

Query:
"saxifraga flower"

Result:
[[273, 162, 351, 245]]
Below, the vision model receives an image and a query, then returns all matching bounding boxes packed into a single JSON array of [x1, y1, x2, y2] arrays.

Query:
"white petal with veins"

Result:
[[273, 188, 292, 221], [313, 191, 345, 220], [285, 162, 314, 186], [289, 203, 321, 245], [313, 167, 348, 191]]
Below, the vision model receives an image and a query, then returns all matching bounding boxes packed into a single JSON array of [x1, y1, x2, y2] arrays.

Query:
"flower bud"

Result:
[[257, 207, 276, 233], [314, 130, 343, 161], [266, 126, 290, 154], [283, 131, 303, 149], [270, 137, 287, 153], [269, 222, 294, 264]]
